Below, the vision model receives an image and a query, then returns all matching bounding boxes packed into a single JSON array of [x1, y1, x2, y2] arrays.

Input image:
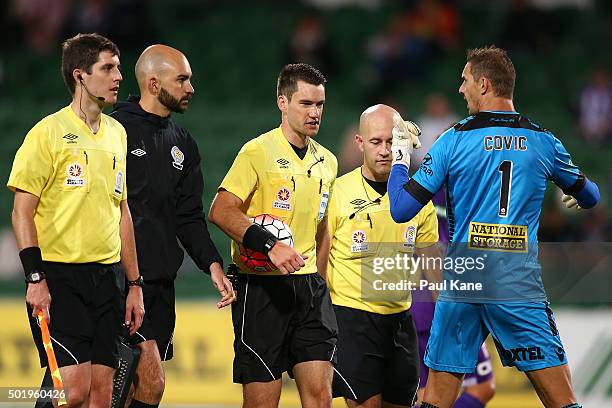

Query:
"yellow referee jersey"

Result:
[[7, 106, 127, 264], [220, 127, 337, 275], [327, 167, 438, 314]]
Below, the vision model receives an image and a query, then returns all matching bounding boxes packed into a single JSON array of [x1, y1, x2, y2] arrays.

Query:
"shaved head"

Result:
[[356, 104, 399, 181], [135, 44, 189, 90], [135, 44, 194, 115], [359, 104, 399, 139]]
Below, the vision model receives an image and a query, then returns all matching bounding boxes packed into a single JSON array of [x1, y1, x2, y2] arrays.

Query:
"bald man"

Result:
[[321, 105, 440, 408], [110, 45, 236, 408]]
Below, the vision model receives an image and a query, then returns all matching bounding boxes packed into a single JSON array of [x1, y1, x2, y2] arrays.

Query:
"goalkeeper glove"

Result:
[[562, 194, 581, 210], [391, 114, 421, 168]]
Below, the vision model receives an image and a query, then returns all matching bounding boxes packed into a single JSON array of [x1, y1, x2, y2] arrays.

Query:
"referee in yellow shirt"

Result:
[[209, 63, 338, 408], [7, 33, 144, 407], [322, 105, 439, 408]]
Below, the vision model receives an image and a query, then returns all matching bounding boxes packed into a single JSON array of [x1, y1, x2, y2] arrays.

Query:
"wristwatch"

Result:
[[127, 275, 144, 287], [25, 271, 46, 284], [263, 237, 277, 253]]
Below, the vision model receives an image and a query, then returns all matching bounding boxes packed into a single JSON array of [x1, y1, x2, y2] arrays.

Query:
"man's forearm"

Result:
[[119, 201, 140, 281], [315, 217, 330, 278], [208, 192, 253, 243]]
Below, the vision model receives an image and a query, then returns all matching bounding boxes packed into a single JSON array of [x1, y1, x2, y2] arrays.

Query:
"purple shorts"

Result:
[[412, 287, 493, 388], [417, 330, 493, 387]]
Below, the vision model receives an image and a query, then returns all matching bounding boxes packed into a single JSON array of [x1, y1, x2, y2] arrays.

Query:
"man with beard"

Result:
[[110, 44, 236, 408]]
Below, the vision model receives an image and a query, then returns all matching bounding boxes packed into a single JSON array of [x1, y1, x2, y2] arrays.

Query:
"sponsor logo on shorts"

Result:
[[468, 221, 528, 252], [502, 346, 545, 363], [272, 188, 291, 210], [65, 162, 85, 186], [351, 230, 368, 253]]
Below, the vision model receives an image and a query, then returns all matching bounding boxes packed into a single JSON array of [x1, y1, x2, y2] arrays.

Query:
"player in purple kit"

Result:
[[412, 190, 495, 408]]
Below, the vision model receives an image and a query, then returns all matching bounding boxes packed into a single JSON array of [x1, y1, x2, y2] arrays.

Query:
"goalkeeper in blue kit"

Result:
[[388, 46, 599, 408]]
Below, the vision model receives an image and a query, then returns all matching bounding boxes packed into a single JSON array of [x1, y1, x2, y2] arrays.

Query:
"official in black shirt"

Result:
[[111, 44, 235, 408]]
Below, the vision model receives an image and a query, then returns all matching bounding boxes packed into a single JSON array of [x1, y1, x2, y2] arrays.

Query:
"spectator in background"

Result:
[[285, 12, 337, 77], [65, 0, 155, 49], [337, 123, 361, 175], [11, 0, 70, 54], [108, 0, 156, 48], [411, 93, 459, 170], [499, 0, 557, 54], [66, 0, 112, 35], [366, 0, 460, 101], [538, 199, 582, 242], [578, 67, 612, 144]]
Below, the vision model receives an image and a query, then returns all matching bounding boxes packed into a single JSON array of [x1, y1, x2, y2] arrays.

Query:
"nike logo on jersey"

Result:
[[131, 149, 146, 157]]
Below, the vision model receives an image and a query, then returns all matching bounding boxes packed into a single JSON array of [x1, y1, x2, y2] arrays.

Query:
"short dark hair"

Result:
[[61, 33, 120, 95], [466, 46, 515, 99], [277, 63, 326, 100]]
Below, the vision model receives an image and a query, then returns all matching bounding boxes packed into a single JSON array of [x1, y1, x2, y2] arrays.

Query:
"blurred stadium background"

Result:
[[0, 0, 611, 407]]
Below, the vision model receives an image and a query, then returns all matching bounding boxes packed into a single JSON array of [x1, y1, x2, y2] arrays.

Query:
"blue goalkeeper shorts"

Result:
[[424, 301, 567, 373]]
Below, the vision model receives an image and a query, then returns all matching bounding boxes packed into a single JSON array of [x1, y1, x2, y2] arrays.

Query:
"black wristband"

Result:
[[243, 224, 277, 254], [127, 275, 144, 287], [19, 247, 44, 277]]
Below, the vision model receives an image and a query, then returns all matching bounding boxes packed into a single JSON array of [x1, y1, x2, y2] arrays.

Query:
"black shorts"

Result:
[[231, 273, 338, 384], [332, 305, 419, 406], [27, 262, 124, 369], [128, 280, 175, 361]]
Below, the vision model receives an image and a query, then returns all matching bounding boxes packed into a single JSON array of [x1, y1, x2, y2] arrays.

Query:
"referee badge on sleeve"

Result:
[[114, 170, 124, 197], [403, 226, 416, 248], [318, 191, 329, 220]]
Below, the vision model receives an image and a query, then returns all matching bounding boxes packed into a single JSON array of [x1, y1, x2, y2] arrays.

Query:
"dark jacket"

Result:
[[111, 96, 222, 282]]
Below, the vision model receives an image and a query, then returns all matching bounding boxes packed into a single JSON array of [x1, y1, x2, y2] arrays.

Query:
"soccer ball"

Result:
[[239, 214, 294, 272]]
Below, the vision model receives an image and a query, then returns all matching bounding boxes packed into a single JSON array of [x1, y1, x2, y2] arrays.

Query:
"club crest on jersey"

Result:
[[273, 188, 292, 210], [171, 146, 184, 170], [403, 225, 416, 248], [351, 230, 369, 253], [65, 163, 85, 186]]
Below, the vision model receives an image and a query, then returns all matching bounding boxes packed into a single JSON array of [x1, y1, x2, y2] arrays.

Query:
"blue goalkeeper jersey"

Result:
[[408, 111, 584, 302]]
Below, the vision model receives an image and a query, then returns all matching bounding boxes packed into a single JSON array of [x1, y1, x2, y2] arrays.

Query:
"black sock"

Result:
[[129, 400, 159, 408], [421, 403, 441, 408]]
